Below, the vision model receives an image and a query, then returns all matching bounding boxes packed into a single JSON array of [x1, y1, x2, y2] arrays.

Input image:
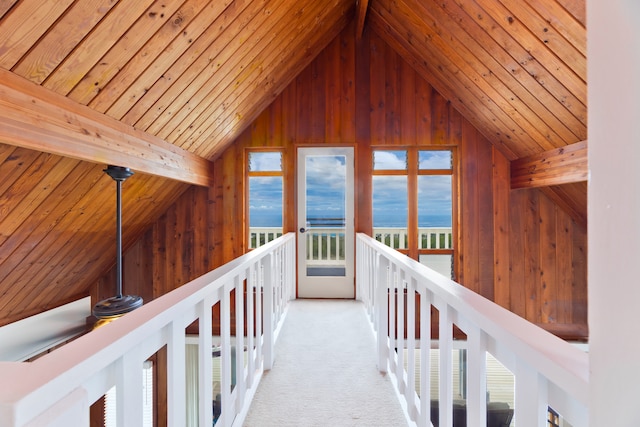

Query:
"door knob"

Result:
[[299, 227, 306, 233]]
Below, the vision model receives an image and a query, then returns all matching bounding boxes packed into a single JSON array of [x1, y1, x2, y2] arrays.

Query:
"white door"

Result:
[[297, 147, 354, 298]]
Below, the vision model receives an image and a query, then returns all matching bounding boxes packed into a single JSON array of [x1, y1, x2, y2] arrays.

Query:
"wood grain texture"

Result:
[[355, 0, 370, 38], [0, 1, 588, 340], [511, 140, 587, 188], [103, 24, 587, 341], [0, 68, 215, 186]]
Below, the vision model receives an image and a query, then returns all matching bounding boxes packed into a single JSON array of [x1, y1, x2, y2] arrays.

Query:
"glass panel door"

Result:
[[297, 147, 354, 298]]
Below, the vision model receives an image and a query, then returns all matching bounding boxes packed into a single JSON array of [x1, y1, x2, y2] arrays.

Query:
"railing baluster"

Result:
[[376, 256, 390, 373], [420, 289, 432, 427], [246, 265, 256, 388], [515, 361, 547, 427], [198, 298, 213, 427], [396, 272, 406, 394], [167, 319, 186, 427], [234, 274, 246, 412], [220, 285, 232, 427], [438, 303, 453, 427], [406, 276, 417, 421], [388, 264, 397, 375], [263, 254, 275, 370], [117, 349, 143, 427], [467, 326, 487, 427]]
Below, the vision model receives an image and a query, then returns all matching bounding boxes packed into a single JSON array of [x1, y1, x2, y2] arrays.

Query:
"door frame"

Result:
[[296, 146, 355, 298]]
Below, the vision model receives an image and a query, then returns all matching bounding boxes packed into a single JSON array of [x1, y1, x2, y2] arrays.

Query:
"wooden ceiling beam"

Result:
[[0, 68, 214, 187], [355, 0, 370, 39], [511, 140, 588, 189]]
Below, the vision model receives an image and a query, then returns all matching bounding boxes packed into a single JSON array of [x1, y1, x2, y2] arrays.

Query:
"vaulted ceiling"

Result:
[[0, 0, 586, 325]]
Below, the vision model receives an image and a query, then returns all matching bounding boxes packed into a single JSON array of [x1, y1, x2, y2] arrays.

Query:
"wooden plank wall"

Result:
[[94, 23, 588, 343]]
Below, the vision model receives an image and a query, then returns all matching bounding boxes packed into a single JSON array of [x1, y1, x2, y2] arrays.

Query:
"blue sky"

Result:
[[249, 151, 452, 227], [304, 155, 346, 222]]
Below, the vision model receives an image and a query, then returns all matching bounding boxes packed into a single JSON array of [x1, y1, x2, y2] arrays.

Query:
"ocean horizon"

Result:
[[250, 213, 451, 228]]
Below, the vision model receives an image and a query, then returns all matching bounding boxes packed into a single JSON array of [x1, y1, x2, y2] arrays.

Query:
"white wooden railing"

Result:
[[0, 233, 296, 427], [249, 227, 283, 249], [250, 226, 453, 258], [303, 227, 346, 265], [373, 227, 453, 250], [356, 233, 588, 427]]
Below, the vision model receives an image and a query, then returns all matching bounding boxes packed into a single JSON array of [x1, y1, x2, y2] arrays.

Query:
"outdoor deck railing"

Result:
[[250, 226, 453, 256], [356, 233, 588, 427], [373, 227, 453, 250], [0, 233, 296, 427]]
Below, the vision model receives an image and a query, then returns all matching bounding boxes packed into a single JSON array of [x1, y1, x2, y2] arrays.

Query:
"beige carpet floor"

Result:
[[243, 299, 408, 426]]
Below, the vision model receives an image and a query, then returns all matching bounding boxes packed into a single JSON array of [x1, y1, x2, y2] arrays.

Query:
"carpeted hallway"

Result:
[[243, 299, 408, 426]]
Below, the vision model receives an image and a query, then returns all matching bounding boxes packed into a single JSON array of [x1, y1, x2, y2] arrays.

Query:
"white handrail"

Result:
[[356, 233, 588, 427], [0, 233, 296, 427]]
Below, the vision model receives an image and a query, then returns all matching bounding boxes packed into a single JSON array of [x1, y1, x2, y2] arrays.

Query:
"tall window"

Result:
[[372, 148, 455, 278], [247, 151, 284, 249]]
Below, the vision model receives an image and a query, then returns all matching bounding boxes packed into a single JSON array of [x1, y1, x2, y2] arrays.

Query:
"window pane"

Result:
[[418, 175, 452, 228], [373, 175, 408, 249], [418, 150, 452, 170], [248, 152, 282, 172], [248, 176, 282, 248], [373, 150, 407, 170]]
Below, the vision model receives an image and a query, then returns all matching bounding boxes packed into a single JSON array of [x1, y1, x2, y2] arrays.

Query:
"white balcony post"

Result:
[[376, 255, 390, 373], [438, 303, 453, 427], [198, 299, 213, 427], [419, 290, 431, 427], [167, 320, 186, 427], [117, 349, 143, 427], [467, 327, 487, 427], [255, 263, 263, 366], [246, 265, 256, 388], [406, 276, 417, 421], [234, 275, 246, 410], [396, 272, 406, 393], [220, 284, 232, 427], [263, 254, 275, 370], [515, 360, 547, 427]]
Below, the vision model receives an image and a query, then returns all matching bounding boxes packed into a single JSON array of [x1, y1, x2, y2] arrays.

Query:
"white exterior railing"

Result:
[[356, 233, 588, 427], [250, 226, 452, 261], [304, 227, 345, 266], [373, 227, 453, 250], [0, 233, 296, 427], [249, 227, 283, 249], [250, 227, 347, 266]]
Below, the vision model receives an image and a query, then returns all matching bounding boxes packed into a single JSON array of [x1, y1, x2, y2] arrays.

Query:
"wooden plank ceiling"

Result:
[[0, 0, 355, 325], [367, 0, 587, 224], [0, 0, 586, 325]]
